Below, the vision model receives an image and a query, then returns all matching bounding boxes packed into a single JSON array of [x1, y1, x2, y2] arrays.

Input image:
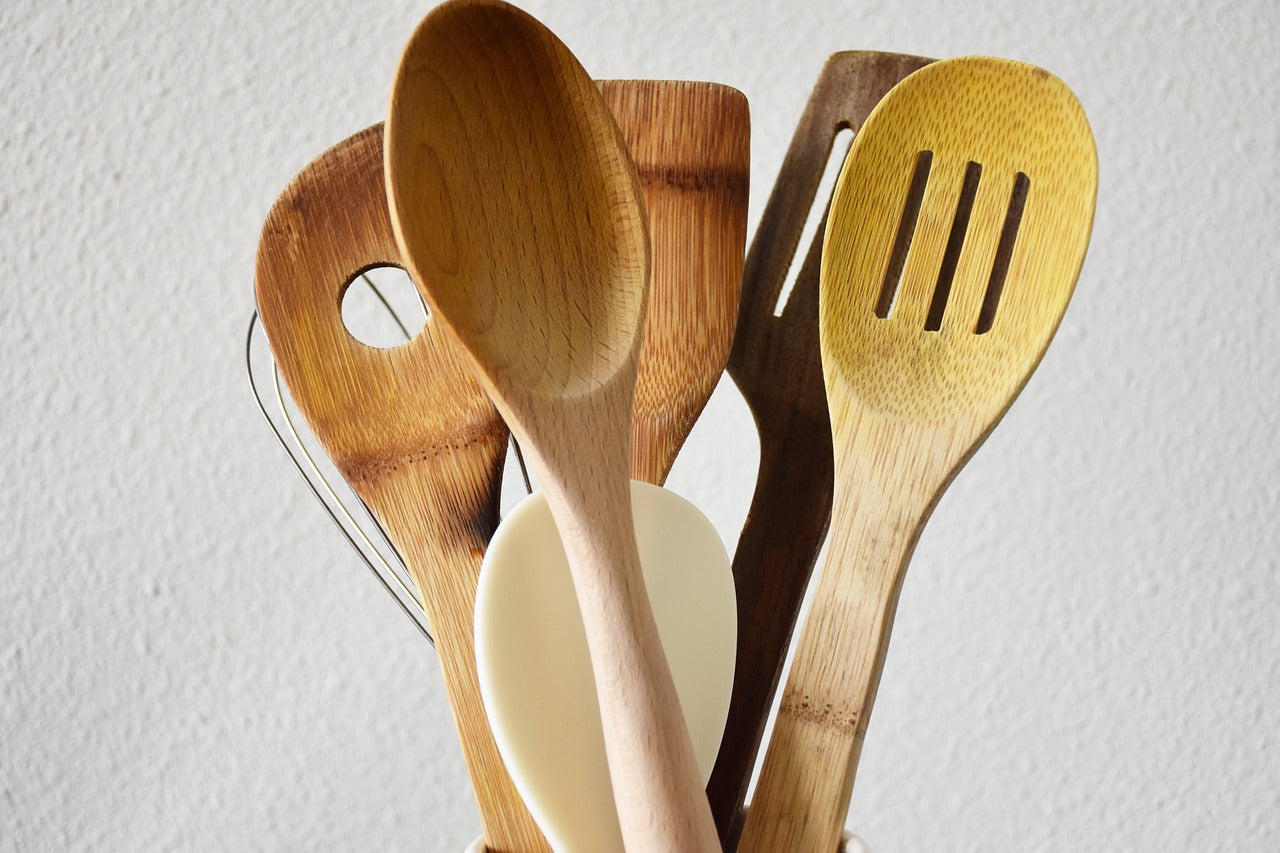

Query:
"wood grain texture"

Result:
[[709, 51, 932, 847], [253, 125, 552, 853], [739, 56, 1097, 853], [385, 3, 719, 850], [602, 80, 750, 487]]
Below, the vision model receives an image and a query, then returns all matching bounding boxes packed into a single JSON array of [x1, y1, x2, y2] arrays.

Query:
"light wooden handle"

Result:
[[540, 452, 721, 853], [739, 420, 945, 853]]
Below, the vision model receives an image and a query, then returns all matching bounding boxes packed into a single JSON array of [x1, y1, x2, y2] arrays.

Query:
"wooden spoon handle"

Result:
[[543, 466, 722, 853], [738, 420, 945, 853]]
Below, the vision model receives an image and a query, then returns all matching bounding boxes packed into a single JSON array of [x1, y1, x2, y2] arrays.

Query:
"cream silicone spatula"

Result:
[[476, 481, 734, 853], [739, 56, 1098, 852]]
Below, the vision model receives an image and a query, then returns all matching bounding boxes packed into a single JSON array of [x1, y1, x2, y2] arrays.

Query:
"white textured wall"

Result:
[[3, 0, 1278, 849]]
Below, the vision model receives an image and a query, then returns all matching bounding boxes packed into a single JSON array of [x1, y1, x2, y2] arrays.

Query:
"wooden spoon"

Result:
[[739, 56, 1098, 852], [254, 125, 552, 852], [385, 3, 720, 851], [473, 79, 749, 852], [707, 51, 932, 845]]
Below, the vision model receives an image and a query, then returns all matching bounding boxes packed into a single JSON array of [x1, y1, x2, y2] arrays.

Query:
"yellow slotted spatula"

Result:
[[740, 56, 1098, 852]]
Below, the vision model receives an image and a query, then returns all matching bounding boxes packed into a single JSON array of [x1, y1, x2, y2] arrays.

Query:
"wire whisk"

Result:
[[245, 271, 531, 646]]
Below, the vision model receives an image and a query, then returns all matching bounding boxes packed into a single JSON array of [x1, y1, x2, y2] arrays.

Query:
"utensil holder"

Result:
[[464, 823, 869, 852]]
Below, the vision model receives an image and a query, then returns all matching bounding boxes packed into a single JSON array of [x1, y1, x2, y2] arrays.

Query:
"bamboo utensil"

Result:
[[384, 2, 720, 850], [253, 125, 552, 852], [707, 51, 932, 845], [738, 56, 1097, 852], [603, 79, 751, 486]]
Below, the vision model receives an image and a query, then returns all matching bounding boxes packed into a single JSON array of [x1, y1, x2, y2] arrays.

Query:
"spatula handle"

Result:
[[738, 424, 940, 853], [359, 462, 555, 853], [706, 418, 834, 842]]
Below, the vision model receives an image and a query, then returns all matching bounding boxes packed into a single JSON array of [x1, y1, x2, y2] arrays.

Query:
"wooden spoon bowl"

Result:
[[388, 6, 646, 403]]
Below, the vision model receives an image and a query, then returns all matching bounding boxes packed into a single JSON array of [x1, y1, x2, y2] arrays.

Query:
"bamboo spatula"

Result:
[[604, 79, 750, 487], [253, 125, 552, 852], [739, 56, 1098, 852], [707, 51, 932, 845]]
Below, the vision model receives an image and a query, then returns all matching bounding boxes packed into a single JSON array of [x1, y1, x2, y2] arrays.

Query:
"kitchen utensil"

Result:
[[246, 307, 436, 644], [384, 2, 720, 850], [602, 79, 750, 485], [476, 480, 735, 853], [243, 75, 748, 650], [707, 50, 932, 844], [254, 124, 552, 853], [739, 56, 1097, 852], [473, 78, 749, 852]]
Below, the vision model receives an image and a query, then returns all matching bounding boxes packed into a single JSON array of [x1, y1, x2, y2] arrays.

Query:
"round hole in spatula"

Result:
[[340, 265, 428, 348]]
